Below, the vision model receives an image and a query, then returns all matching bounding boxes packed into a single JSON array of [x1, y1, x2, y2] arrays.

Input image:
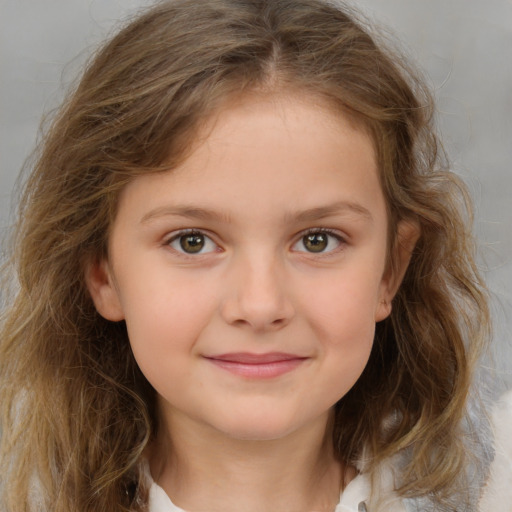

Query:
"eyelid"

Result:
[[164, 228, 221, 255], [162, 227, 347, 257], [291, 228, 348, 254]]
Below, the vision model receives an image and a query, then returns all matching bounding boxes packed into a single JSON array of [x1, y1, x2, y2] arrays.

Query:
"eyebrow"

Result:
[[140, 201, 373, 225], [287, 201, 373, 223], [141, 205, 232, 224]]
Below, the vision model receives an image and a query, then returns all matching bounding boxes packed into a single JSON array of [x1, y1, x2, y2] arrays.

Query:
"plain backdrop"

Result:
[[1, 0, 511, 391]]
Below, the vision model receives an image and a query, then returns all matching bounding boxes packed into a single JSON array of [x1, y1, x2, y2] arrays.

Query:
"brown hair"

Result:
[[0, 0, 489, 510]]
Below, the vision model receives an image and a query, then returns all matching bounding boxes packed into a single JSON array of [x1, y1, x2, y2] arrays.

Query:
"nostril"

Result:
[[229, 315, 289, 331], [219, 268, 295, 331]]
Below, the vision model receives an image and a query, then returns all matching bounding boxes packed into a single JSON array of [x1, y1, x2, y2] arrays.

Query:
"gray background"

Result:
[[1, 0, 511, 392]]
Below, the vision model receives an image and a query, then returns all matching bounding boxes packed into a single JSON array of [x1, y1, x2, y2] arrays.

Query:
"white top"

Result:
[[145, 460, 407, 512], [478, 389, 512, 511]]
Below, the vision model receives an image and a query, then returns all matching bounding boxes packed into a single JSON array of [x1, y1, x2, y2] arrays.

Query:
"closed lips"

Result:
[[205, 352, 308, 364], [204, 353, 309, 379]]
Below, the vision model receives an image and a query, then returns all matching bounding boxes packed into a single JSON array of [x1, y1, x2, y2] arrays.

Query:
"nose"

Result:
[[220, 253, 295, 333]]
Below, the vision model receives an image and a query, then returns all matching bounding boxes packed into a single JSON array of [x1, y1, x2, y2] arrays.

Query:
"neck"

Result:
[[148, 408, 347, 512]]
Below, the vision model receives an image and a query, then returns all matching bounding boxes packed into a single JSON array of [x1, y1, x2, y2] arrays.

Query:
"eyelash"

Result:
[[164, 228, 347, 257], [165, 229, 220, 256], [292, 228, 347, 255]]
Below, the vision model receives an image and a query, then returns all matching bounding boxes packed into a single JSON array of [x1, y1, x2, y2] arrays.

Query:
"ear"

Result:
[[375, 218, 420, 322], [85, 259, 125, 321]]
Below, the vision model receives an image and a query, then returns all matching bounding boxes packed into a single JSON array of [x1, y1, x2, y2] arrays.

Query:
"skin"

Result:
[[87, 93, 417, 512]]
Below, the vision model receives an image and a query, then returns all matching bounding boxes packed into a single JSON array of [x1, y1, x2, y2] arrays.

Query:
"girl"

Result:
[[0, 0, 491, 510]]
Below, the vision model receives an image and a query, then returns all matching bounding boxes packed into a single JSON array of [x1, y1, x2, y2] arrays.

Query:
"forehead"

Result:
[[169, 92, 375, 180], [116, 92, 384, 228]]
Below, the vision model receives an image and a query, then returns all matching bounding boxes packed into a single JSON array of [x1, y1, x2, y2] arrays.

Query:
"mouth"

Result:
[[203, 352, 309, 379]]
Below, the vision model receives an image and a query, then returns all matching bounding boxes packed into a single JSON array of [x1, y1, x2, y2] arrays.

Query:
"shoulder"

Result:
[[337, 457, 408, 512], [478, 389, 512, 511], [141, 460, 185, 512]]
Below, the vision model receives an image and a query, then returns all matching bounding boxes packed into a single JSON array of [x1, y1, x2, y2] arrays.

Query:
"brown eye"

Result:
[[180, 234, 205, 253], [168, 231, 217, 255], [303, 233, 328, 252], [292, 230, 343, 254]]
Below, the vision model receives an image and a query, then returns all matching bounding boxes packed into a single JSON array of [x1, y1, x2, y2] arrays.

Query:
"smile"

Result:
[[203, 352, 309, 379]]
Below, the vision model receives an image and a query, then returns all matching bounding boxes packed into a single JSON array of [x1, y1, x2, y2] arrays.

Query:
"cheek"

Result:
[[296, 270, 379, 394], [319, 300, 375, 384], [300, 267, 381, 341], [304, 308, 375, 413], [118, 270, 219, 376]]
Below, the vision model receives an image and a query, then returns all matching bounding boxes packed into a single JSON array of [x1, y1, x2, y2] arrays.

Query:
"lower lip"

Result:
[[206, 358, 307, 379]]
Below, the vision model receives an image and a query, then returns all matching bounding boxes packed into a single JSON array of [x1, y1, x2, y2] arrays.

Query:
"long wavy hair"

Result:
[[0, 0, 490, 510]]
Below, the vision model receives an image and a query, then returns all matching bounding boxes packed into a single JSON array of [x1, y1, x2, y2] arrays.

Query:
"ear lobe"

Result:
[[376, 218, 420, 322], [85, 259, 125, 321]]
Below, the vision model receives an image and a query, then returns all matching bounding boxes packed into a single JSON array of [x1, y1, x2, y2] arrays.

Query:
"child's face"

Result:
[[88, 93, 401, 442]]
